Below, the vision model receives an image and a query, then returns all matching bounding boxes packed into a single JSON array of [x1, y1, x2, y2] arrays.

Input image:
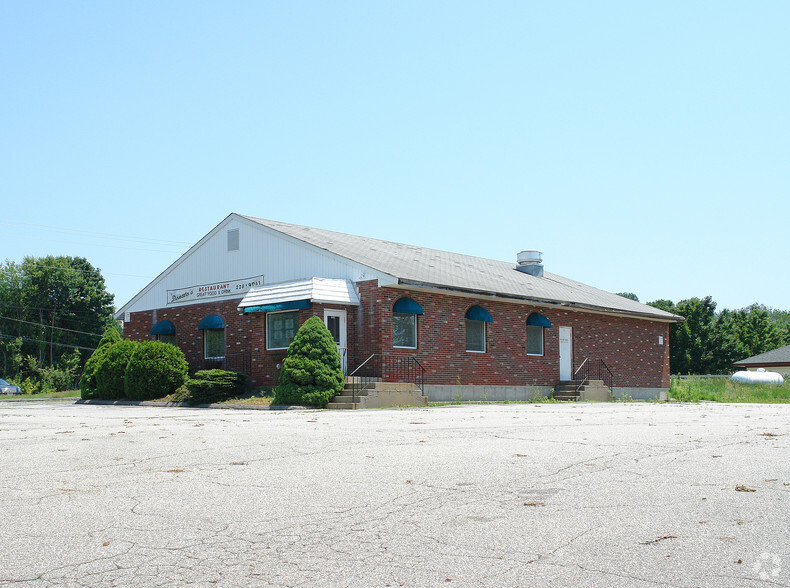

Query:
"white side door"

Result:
[[559, 326, 573, 381], [324, 309, 347, 374]]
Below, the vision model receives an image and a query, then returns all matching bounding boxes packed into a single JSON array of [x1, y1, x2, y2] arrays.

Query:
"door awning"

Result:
[[238, 278, 360, 314]]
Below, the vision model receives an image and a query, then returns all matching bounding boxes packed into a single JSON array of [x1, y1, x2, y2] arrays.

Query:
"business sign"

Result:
[[166, 275, 264, 305]]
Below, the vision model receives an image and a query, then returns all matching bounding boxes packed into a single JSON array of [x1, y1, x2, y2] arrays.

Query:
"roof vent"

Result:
[[516, 250, 544, 277]]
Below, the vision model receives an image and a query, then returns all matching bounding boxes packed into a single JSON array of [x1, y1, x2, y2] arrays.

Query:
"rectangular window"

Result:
[[227, 229, 239, 252], [466, 319, 485, 352], [393, 313, 417, 348], [204, 329, 225, 359], [526, 325, 544, 356], [267, 311, 299, 350]]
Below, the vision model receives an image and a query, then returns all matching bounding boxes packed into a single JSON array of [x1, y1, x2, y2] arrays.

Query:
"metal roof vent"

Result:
[[516, 250, 544, 277]]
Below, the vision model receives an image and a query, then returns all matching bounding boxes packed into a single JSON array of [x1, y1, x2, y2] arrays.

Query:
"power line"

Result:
[[0, 333, 95, 352], [0, 219, 192, 247], [0, 315, 104, 338], [2, 261, 154, 280]]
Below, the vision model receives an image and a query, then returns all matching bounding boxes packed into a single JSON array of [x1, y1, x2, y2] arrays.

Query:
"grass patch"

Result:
[[669, 376, 790, 403], [16, 389, 81, 399]]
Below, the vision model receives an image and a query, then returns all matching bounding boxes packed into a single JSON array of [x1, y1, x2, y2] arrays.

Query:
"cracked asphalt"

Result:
[[1, 401, 788, 587]]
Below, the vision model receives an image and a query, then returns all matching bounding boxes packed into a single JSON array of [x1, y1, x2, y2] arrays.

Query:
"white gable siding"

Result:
[[116, 215, 393, 316]]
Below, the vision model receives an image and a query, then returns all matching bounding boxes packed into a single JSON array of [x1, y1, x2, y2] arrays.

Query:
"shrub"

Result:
[[97, 326, 122, 349], [176, 369, 248, 405], [124, 341, 188, 401], [274, 316, 344, 407], [80, 344, 112, 399], [93, 340, 139, 400]]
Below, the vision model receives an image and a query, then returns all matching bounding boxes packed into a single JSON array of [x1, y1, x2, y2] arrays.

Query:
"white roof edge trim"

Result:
[[389, 282, 683, 324]]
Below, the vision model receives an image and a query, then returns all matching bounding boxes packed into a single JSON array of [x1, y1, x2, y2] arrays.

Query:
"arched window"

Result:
[[150, 320, 176, 345], [198, 314, 225, 360], [465, 305, 492, 352], [393, 297, 423, 349], [526, 313, 551, 356]]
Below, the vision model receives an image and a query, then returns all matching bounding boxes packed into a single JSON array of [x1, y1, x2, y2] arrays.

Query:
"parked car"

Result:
[[0, 378, 22, 395]]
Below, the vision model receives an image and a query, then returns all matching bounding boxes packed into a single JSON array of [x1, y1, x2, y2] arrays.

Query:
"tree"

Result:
[[616, 292, 640, 302], [0, 255, 115, 378], [274, 316, 344, 407]]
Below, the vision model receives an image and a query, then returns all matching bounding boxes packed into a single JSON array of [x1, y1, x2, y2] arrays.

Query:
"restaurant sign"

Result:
[[166, 275, 264, 305]]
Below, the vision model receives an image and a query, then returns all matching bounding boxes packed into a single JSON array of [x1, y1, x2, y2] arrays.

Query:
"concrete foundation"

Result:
[[424, 384, 554, 403]]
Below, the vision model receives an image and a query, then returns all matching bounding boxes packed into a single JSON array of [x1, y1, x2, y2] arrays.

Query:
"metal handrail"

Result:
[[347, 354, 426, 404], [574, 358, 613, 394]]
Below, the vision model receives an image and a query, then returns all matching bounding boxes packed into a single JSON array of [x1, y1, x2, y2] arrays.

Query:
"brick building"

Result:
[[116, 214, 682, 401]]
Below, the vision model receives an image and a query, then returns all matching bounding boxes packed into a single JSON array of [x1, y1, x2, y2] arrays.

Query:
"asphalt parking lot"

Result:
[[1, 400, 788, 587]]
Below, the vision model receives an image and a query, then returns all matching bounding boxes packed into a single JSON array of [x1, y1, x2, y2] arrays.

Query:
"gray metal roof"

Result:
[[734, 344, 790, 366], [242, 215, 681, 322]]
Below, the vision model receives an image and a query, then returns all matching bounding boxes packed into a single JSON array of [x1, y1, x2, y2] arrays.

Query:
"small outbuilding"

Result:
[[115, 214, 682, 401], [733, 345, 790, 377]]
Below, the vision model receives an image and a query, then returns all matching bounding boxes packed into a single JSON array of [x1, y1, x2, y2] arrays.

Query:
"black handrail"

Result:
[[574, 358, 614, 394], [347, 354, 425, 404]]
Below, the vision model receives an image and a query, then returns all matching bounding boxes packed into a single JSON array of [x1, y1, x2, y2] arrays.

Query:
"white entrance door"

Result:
[[324, 309, 348, 373], [559, 326, 572, 381]]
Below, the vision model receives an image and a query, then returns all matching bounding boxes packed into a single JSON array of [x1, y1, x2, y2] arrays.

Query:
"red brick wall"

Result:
[[125, 283, 670, 390], [359, 286, 670, 389], [125, 299, 359, 387]]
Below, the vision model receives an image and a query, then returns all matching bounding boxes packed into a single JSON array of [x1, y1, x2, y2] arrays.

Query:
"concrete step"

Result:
[[326, 402, 360, 410]]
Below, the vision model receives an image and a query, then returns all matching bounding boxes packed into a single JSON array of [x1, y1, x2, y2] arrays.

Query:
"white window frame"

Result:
[[266, 310, 300, 350], [526, 324, 544, 356], [465, 319, 486, 353], [393, 312, 417, 349]]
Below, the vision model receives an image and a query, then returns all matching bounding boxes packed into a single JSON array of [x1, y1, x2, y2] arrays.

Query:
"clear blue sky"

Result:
[[2, 2, 788, 313]]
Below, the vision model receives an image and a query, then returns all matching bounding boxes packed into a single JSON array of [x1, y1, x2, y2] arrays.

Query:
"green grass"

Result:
[[669, 376, 790, 403], [15, 389, 81, 399]]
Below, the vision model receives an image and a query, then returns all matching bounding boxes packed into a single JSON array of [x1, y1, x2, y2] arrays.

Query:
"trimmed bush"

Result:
[[97, 326, 122, 349], [124, 341, 188, 401], [93, 340, 139, 400], [274, 316, 344, 407], [176, 369, 248, 405], [80, 345, 108, 399]]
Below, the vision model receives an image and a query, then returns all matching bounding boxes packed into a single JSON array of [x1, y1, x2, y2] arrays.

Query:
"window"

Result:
[[465, 305, 492, 352], [227, 229, 239, 251], [393, 313, 417, 348], [204, 329, 225, 359], [526, 325, 543, 356], [198, 315, 225, 359], [393, 298, 423, 349], [150, 320, 176, 345], [466, 320, 485, 352], [526, 313, 551, 356], [267, 311, 299, 350]]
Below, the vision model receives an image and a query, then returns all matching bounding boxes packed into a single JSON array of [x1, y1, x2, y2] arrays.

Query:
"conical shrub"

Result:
[[274, 316, 344, 407]]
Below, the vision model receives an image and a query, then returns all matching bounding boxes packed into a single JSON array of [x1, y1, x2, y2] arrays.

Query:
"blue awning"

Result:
[[150, 320, 175, 336], [527, 313, 551, 327], [465, 305, 493, 323], [393, 297, 424, 315], [198, 314, 225, 330], [242, 299, 312, 314]]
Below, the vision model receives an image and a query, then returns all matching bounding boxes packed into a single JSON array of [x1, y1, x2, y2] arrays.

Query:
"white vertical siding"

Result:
[[118, 215, 392, 315]]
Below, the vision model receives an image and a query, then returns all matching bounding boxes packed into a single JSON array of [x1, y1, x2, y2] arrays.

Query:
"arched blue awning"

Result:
[[393, 297, 424, 315], [198, 314, 225, 330], [150, 320, 175, 336], [465, 305, 493, 323], [527, 313, 551, 328]]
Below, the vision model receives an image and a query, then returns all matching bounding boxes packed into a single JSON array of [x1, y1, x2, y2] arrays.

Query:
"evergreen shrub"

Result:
[[274, 316, 344, 407], [124, 341, 188, 401], [80, 328, 123, 399], [175, 369, 248, 405], [93, 340, 139, 400]]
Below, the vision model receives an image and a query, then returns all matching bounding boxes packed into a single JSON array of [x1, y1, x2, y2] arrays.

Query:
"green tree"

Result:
[[0, 256, 114, 378], [616, 292, 640, 302], [274, 316, 344, 407]]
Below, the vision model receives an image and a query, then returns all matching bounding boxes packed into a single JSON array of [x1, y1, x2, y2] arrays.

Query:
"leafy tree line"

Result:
[[617, 293, 790, 375], [0, 255, 116, 390]]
